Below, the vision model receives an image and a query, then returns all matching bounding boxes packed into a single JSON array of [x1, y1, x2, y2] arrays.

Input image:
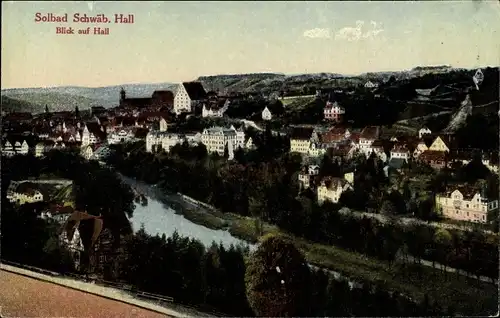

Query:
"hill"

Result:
[[1, 96, 42, 114], [1, 82, 176, 113]]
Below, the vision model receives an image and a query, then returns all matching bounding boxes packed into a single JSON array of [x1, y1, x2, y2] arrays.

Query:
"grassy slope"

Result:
[[1, 96, 42, 113]]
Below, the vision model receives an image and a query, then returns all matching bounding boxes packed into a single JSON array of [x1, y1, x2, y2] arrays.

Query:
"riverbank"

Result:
[[118, 174, 498, 315]]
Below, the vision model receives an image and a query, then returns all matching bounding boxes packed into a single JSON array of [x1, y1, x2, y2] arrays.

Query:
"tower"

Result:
[[120, 87, 126, 103]]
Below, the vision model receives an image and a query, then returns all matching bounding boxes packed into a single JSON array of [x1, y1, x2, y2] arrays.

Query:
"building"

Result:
[[107, 128, 135, 144], [418, 150, 448, 169], [145, 130, 184, 153], [81, 123, 107, 146], [390, 144, 411, 161], [323, 101, 345, 122], [2, 139, 31, 157], [173, 82, 208, 115], [35, 140, 56, 157], [364, 81, 379, 89], [317, 175, 353, 204], [358, 126, 380, 155], [418, 127, 432, 139], [201, 126, 237, 158], [428, 135, 451, 152], [262, 106, 272, 121], [436, 186, 498, 223], [6, 182, 45, 205], [119, 88, 174, 109], [202, 99, 230, 118], [290, 127, 314, 154], [298, 165, 320, 190]]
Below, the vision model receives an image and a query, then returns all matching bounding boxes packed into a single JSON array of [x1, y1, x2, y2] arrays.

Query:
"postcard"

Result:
[[1, 1, 499, 317]]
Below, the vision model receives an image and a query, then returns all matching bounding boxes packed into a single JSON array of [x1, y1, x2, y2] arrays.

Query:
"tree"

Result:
[[223, 143, 229, 159], [380, 200, 397, 216], [75, 106, 80, 117], [245, 234, 312, 317], [45, 104, 49, 113]]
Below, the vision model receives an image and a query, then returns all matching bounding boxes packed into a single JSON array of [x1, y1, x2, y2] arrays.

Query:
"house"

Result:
[[317, 176, 353, 204], [289, 127, 315, 154], [298, 165, 320, 190], [108, 128, 135, 144], [261, 102, 285, 121], [358, 126, 380, 155], [35, 140, 56, 157], [413, 140, 430, 158], [428, 135, 453, 152], [59, 224, 85, 271], [329, 144, 356, 161], [2, 138, 31, 157], [390, 144, 411, 161], [418, 150, 448, 169], [229, 124, 246, 149], [202, 99, 230, 118], [323, 101, 345, 122], [201, 126, 237, 158], [369, 140, 388, 162], [7, 182, 45, 205], [161, 134, 184, 153], [244, 136, 255, 150], [436, 185, 498, 223], [173, 82, 208, 115], [418, 127, 432, 139], [81, 123, 107, 146], [146, 131, 184, 153], [364, 81, 379, 89], [262, 106, 273, 121], [119, 88, 172, 109]]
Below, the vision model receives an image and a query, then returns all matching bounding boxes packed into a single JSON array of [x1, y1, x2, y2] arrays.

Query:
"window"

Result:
[[483, 215, 486, 221]]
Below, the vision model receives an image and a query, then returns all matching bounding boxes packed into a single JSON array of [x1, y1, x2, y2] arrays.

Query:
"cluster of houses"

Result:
[[290, 124, 499, 223]]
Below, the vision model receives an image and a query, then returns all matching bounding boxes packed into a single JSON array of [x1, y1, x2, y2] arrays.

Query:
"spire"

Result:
[[120, 87, 126, 101], [45, 104, 49, 113]]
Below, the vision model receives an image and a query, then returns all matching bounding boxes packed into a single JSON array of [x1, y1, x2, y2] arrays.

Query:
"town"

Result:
[[1, 66, 499, 316]]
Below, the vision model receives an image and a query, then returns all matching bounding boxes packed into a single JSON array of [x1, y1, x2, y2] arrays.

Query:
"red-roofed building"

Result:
[[324, 101, 345, 122]]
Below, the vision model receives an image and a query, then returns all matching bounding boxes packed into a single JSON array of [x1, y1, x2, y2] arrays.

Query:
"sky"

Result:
[[2, 1, 500, 89]]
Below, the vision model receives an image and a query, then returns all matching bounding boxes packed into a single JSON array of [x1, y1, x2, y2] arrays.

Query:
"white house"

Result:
[[364, 81, 379, 89], [230, 125, 246, 149], [161, 134, 184, 153], [108, 129, 135, 145], [173, 82, 207, 115], [418, 127, 432, 139], [201, 126, 237, 159], [413, 140, 429, 158], [262, 107, 273, 121], [202, 100, 230, 118], [317, 176, 353, 204], [81, 123, 106, 146], [159, 117, 169, 132], [390, 144, 411, 161]]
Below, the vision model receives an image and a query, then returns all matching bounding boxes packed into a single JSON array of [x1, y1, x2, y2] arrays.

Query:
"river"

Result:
[[118, 174, 253, 250], [117, 172, 363, 289]]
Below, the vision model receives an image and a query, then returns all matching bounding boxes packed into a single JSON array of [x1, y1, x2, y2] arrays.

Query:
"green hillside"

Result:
[[2, 92, 96, 113], [1, 96, 42, 113]]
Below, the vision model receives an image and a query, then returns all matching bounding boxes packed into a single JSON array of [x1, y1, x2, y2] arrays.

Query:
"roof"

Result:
[[419, 150, 447, 161], [3, 112, 33, 121], [320, 176, 349, 190], [360, 126, 380, 140], [441, 184, 483, 201], [290, 127, 314, 140], [182, 82, 207, 100], [122, 97, 152, 108], [15, 182, 40, 196], [85, 122, 106, 140], [329, 144, 352, 157], [152, 90, 174, 105]]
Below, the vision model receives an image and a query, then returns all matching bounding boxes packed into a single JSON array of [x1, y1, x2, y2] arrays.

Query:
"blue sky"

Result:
[[2, 1, 499, 88]]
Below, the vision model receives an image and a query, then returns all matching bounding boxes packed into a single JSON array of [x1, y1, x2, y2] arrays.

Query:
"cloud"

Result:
[[335, 20, 384, 42], [303, 28, 332, 39]]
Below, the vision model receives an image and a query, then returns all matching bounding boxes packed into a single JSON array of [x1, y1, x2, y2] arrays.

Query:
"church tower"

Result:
[[120, 88, 126, 105]]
